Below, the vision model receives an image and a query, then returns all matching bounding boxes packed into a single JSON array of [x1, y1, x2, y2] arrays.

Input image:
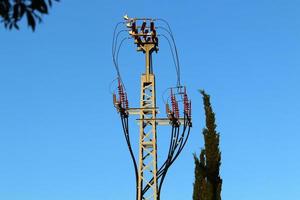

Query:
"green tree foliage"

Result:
[[0, 0, 59, 31], [193, 90, 222, 200]]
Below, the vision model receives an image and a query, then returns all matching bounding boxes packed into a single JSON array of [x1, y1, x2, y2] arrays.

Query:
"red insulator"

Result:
[[121, 93, 126, 108], [170, 89, 176, 114], [125, 92, 129, 109], [182, 87, 188, 114], [118, 78, 127, 109], [118, 79, 122, 100], [150, 21, 155, 31], [132, 22, 137, 33], [141, 21, 147, 32], [184, 96, 189, 114], [189, 100, 192, 118], [121, 88, 125, 101], [172, 98, 176, 114], [175, 100, 179, 118]]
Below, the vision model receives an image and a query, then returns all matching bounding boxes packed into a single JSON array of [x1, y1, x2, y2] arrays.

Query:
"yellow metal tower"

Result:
[[113, 16, 192, 200], [125, 17, 159, 200], [137, 43, 158, 200]]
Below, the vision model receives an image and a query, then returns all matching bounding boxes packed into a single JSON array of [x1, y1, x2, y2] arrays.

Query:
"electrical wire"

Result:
[[142, 112, 192, 196], [112, 22, 131, 91], [113, 30, 128, 60], [120, 114, 139, 200], [116, 37, 130, 69], [159, 34, 180, 86], [158, 27, 180, 83], [112, 22, 124, 77], [112, 36, 130, 91], [157, 19, 181, 86]]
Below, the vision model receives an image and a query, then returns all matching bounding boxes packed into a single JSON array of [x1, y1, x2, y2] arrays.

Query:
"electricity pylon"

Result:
[[113, 15, 192, 200]]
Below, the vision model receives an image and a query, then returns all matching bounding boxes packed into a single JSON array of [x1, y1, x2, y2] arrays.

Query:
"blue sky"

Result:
[[1, 1, 300, 200]]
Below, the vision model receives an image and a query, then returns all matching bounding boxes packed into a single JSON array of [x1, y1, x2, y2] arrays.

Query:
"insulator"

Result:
[[183, 95, 187, 113], [118, 78, 127, 109], [170, 89, 176, 113], [121, 90, 126, 107], [141, 21, 146, 32], [121, 90, 125, 101], [175, 100, 179, 118], [172, 101, 176, 114], [184, 92, 189, 115], [170, 89, 179, 118], [189, 100, 192, 118], [132, 21, 137, 33], [171, 96, 176, 114], [150, 21, 155, 31], [118, 79, 122, 101], [152, 29, 157, 36], [125, 92, 129, 109]]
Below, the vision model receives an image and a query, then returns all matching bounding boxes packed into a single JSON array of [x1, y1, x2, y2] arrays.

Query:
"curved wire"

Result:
[[142, 113, 192, 196], [158, 115, 191, 198], [113, 30, 128, 59], [116, 37, 130, 69], [113, 37, 130, 91], [158, 27, 180, 82], [120, 114, 139, 200], [159, 34, 180, 86], [112, 22, 131, 92], [157, 19, 181, 86], [112, 22, 125, 78], [112, 22, 124, 53]]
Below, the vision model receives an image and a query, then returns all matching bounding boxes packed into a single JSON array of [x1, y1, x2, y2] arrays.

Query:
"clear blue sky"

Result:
[[1, 1, 300, 200]]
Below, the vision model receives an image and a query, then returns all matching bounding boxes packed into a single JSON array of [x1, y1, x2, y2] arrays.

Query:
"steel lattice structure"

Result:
[[112, 15, 192, 200]]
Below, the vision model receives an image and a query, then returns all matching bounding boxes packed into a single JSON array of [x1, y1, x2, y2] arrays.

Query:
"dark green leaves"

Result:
[[30, 0, 48, 14], [0, 0, 59, 31], [0, 0, 10, 20], [193, 91, 222, 200], [26, 9, 35, 31], [12, 2, 26, 21]]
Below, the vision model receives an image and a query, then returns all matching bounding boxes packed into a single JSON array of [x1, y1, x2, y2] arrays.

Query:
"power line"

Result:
[[157, 19, 181, 86], [159, 34, 180, 87]]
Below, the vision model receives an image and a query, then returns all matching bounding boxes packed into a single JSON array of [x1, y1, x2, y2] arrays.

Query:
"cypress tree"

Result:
[[193, 90, 222, 200]]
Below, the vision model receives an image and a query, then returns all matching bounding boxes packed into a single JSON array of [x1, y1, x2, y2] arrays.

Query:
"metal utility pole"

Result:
[[137, 37, 158, 200], [113, 15, 192, 200]]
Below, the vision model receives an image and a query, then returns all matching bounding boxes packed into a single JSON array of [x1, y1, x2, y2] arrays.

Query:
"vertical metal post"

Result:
[[138, 44, 158, 200]]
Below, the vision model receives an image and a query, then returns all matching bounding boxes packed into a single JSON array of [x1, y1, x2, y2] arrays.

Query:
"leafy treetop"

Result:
[[0, 0, 59, 31]]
